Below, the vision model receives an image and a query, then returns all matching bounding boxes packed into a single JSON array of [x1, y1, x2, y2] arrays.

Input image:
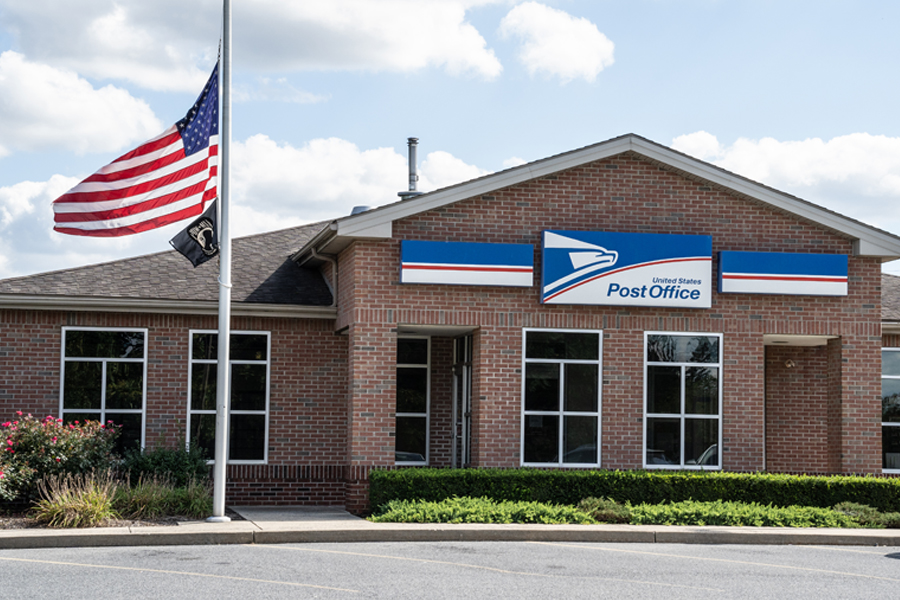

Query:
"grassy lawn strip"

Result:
[[370, 497, 872, 528]]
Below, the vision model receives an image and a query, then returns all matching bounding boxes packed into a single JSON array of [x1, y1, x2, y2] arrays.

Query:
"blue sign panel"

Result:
[[718, 251, 848, 296], [401, 240, 534, 287], [541, 231, 713, 307]]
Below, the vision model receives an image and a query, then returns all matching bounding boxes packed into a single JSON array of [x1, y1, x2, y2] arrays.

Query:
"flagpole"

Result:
[[209, 0, 233, 522]]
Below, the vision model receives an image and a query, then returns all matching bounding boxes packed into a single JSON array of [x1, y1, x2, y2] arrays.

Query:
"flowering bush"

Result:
[[1, 412, 121, 503]]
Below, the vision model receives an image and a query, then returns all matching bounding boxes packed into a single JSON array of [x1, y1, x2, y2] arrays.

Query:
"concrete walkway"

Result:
[[1, 506, 899, 549]]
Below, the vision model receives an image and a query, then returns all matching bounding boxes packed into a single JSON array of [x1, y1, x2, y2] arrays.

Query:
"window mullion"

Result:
[[100, 360, 108, 422], [558, 362, 565, 466]]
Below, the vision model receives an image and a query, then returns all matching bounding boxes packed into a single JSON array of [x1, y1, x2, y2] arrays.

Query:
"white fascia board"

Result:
[[0, 295, 337, 320], [310, 134, 900, 259], [333, 136, 635, 239], [628, 137, 900, 258]]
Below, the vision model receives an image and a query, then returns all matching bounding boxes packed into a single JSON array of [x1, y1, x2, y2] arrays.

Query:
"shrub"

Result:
[[167, 478, 213, 519], [629, 499, 859, 528], [115, 474, 173, 519], [31, 470, 120, 528], [115, 475, 212, 520], [122, 444, 210, 488], [2, 413, 121, 503], [370, 496, 596, 524], [577, 497, 631, 523], [832, 502, 883, 527], [369, 468, 900, 513], [878, 512, 900, 528]]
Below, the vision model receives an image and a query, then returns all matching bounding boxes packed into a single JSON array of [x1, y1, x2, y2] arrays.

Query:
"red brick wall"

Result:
[[429, 337, 453, 466], [339, 152, 883, 476], [765, 345, 829, 473], [0, 310, 349, 505]]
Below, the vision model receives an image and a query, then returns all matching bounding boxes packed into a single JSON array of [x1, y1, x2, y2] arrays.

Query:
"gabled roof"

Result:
[[0, 221, 335, 318], [294, 133, 900, 266]]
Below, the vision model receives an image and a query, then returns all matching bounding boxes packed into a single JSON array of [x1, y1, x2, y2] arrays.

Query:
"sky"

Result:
[[2, 0, 900, 279]]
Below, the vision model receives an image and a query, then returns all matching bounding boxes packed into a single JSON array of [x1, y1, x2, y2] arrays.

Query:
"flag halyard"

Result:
[[52, 62, 220, 237]]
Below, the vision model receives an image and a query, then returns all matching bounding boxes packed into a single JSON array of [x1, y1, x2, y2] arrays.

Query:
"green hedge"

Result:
[[369, 468, 900, 513]]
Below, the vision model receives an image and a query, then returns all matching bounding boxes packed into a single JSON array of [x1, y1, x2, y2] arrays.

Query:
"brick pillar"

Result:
[[470, 326, 520, 468], [344, 322, 396, 513], [722, 332, 766, 472], [835, 334, 882, 474], [826, 337, 844, 472]]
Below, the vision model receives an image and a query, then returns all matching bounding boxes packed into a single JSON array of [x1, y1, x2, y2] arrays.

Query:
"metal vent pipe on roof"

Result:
[[398, 137, 423, 199]]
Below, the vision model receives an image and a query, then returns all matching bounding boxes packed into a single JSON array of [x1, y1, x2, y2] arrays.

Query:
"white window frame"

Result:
[[395, 335, 430, 466], [187, 329, 271, 465], [59, 326, 148, 449], [641, 331, 724, 471], [520, 328, 603, 468], [882, 347, 900, 473], [643, 331, 723, 470]]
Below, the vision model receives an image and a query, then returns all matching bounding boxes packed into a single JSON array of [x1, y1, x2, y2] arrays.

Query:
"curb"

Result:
[[2, 523, 900, 550]]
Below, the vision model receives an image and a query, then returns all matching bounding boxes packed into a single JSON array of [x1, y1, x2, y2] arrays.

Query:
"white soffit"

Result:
[[397, 324, 478, 337], [763, 334, 838, 347]]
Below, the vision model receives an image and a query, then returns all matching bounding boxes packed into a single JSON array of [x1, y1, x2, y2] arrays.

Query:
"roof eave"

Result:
[[293, 133, 900, 262], [0, 295, 337, 320]]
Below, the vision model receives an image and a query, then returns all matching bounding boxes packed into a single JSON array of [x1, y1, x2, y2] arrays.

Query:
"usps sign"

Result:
[[401, 240, 534, 287], [541, 231, 713, 308]]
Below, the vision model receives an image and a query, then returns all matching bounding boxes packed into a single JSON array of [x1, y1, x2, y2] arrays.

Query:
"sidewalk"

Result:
[[2, 506, 899, 550]]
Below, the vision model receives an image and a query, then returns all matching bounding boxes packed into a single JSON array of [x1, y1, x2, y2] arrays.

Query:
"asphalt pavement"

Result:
[[2, 506, 900, 549]]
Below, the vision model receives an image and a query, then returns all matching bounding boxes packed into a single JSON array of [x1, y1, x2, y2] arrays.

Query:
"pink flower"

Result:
[[55, 458, 61, 462], [15, 411, 22, 416]]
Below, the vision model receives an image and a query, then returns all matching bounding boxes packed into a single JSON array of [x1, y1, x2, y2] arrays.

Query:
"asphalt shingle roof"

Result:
[[883, 273, 900, 322], [0, 221, 333, 306]]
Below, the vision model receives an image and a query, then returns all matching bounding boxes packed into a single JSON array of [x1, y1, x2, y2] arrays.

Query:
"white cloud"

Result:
[[0, 1, 217, 92], [230, 135, 408, 226], [241, 0, 503, 79], [502, 156, 528, 169], [499, 1, 614, 83], [1, 0, 503, 88], [671, 131, 900, 240], [0, 51, 163, 155], [233, 78, 330, 104], [0, 136, 492, 278], [671, 131, 723, 162], [420, 151, 491, 190]]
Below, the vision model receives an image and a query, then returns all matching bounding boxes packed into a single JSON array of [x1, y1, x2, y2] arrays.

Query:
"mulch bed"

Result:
[[0, 508, 243, 530]]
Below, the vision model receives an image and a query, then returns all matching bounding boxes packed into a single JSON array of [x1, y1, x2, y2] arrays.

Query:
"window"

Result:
[[522, 329, 602, 466], [396, 337, 429, 464], [882, 349, 900, 471], [60, 327, 147, 452], [644, 333, 721, 469], [188, 331, 270, 463]]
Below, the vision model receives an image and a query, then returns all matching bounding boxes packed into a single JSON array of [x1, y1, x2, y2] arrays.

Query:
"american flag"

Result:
[[52, 62, 219, 237]]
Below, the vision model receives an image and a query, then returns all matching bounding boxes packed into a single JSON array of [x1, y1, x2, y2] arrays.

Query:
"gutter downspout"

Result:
[[310, 246, 338, 308]]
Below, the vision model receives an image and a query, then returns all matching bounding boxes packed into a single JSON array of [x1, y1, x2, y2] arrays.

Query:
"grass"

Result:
[[28, 470, 212, 528]]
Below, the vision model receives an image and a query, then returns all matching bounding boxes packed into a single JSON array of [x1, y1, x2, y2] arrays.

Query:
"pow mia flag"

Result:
[[169, 200, 219, 267]]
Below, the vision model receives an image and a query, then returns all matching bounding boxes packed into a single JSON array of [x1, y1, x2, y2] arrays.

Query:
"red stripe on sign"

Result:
[[722, 274, 847, 283], [403, 264, 533, 273]]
